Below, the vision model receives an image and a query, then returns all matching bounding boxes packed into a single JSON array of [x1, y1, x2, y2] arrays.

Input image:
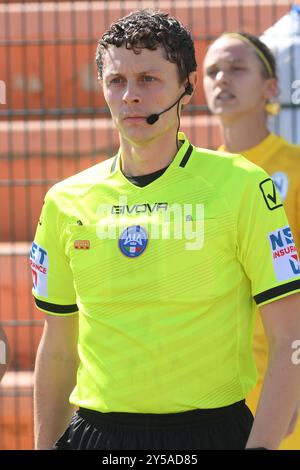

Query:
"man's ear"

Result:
[[181, 71, 198, 105], [190, 71, 198, 90]]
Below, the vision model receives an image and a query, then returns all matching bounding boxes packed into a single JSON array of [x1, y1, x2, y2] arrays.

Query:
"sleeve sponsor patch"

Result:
[[268, 226, 300, 281], [259, 178, 283, 211], [29, 241, 48, 297]]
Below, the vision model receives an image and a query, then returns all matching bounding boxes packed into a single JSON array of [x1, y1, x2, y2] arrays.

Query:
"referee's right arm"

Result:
[[34, 314, 79, 450]]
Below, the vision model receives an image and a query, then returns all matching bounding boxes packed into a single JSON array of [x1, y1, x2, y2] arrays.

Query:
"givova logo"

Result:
[[268, 226, 300, 281], [29, 241, 49, 297]]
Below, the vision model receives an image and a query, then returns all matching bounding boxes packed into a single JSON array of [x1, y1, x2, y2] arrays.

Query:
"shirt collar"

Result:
[[111, 132, 192, 174]]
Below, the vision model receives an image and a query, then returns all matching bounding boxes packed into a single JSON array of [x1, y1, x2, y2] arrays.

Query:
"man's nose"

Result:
[[122, 83, 141, 104]]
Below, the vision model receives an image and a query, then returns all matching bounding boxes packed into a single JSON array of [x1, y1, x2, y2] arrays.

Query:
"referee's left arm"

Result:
[[245, 293, 300, 449]]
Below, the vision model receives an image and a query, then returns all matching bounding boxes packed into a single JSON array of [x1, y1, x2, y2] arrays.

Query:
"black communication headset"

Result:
[[146, 83, 194, 125]]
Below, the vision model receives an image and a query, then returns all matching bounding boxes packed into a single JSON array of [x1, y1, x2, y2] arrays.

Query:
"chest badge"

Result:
[[119, 225, 148, 258]]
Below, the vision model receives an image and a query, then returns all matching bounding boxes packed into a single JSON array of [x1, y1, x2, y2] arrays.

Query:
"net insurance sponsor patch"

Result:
[[29, 242, 48, 297], [268, 226, 300, 282]]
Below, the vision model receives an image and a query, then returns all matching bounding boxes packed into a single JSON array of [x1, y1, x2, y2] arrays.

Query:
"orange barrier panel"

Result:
[[0, 372, 33, 449], [0, 1, 291, 42], [0, 1, 291, 113], [0, 116, 222, 241], [0, 40, 207, 112]]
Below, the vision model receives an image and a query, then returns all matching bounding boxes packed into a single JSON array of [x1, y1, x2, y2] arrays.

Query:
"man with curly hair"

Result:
[[32, 10, 300, 450]]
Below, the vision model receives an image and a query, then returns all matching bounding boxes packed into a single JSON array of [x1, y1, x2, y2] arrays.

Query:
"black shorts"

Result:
[[54, 400, 253, 450]]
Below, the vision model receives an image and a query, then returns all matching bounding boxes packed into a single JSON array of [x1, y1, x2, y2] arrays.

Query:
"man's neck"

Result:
[[220, 112, 270, 154], [119, 132, 179, 176]]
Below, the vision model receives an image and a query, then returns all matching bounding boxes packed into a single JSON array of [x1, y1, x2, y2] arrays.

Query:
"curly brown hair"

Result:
[[96, 9, 197, 83]]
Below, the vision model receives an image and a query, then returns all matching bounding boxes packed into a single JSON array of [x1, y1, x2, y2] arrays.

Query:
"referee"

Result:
[[31, 10, 300, 450]]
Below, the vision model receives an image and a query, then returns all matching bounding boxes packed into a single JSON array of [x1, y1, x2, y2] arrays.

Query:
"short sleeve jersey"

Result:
[[30, 132, 300, 413], [220, 133, 300, 381]]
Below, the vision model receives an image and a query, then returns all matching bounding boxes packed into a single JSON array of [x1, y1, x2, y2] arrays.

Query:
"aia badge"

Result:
[[119, 225, 148, 258], [268, 226, 300, 281]]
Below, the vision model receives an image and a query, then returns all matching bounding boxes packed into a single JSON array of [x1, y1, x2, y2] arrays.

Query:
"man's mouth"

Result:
[[123, 115, 146, 122]]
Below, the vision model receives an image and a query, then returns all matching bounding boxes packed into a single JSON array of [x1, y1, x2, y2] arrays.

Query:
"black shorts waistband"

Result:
[[78, 400, 247, 428]]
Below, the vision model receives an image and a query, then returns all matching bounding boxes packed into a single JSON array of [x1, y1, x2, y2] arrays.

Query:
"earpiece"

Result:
[[185, 83, 194, 95]]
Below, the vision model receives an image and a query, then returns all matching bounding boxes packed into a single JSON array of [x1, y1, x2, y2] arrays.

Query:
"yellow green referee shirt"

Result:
[[219, 133, 300, 382], [30, 132, 300, 413]]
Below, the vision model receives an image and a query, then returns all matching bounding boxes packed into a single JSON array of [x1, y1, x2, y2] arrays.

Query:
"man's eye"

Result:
[[110, 77, 124, 85], [142, 76, 156, 82]]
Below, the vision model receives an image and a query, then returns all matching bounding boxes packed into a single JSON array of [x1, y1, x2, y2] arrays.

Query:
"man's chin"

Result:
[[121, 129, 157, 147]]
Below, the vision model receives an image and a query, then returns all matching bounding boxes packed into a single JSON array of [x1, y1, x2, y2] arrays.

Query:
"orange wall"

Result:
[[0, 1, 291, 114]]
